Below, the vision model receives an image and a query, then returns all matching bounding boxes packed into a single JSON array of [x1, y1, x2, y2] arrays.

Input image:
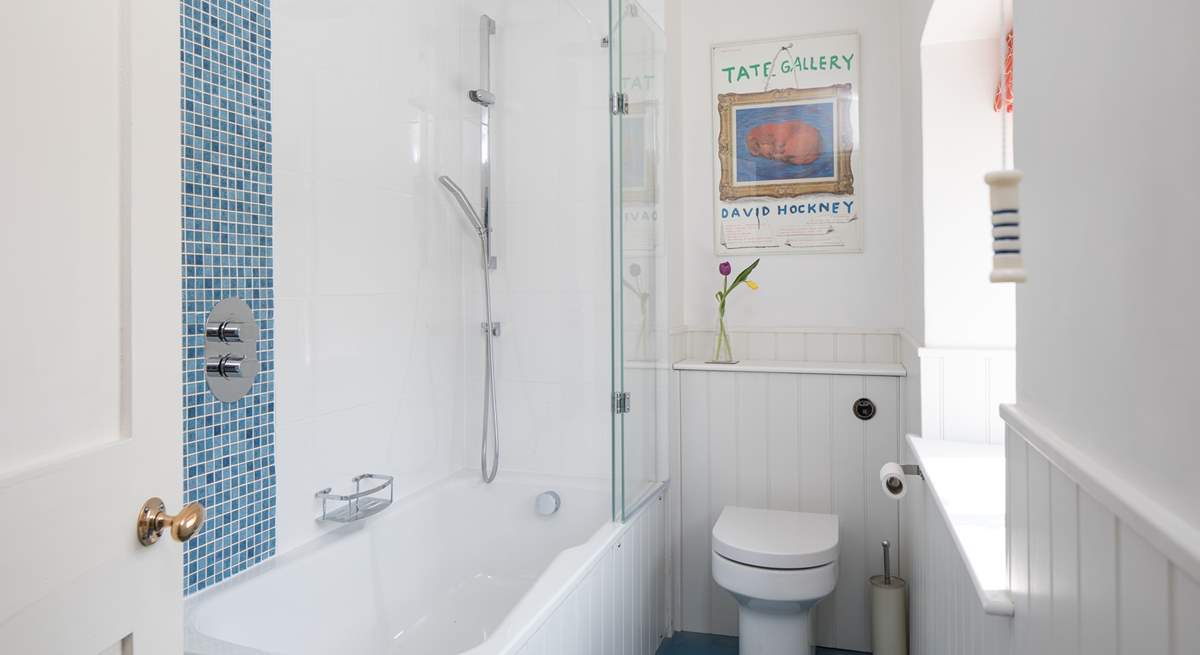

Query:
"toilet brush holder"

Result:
[[870, 540, 908, 655]]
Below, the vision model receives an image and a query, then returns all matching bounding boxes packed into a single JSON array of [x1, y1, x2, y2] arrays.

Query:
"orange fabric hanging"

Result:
[[994, 29, 1014, 113]]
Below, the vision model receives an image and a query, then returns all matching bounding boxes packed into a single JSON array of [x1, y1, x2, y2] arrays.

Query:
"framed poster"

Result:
[[712, 32, 862, 254]]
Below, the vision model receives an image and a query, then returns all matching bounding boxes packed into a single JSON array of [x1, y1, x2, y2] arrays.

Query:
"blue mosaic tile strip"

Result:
[[180, 0, 276, 595]]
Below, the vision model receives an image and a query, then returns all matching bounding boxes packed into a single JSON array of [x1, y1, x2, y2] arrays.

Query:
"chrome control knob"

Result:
[[206, 354, 247, 378]]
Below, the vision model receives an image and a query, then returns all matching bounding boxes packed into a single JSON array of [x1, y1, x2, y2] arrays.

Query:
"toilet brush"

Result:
[[870, 540, 908, 655]]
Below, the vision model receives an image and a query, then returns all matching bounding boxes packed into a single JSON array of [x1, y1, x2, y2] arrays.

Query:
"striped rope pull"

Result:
[[984, 170, 1026, 283]]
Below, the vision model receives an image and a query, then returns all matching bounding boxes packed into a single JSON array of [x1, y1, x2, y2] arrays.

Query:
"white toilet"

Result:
[[711, 506, 839, 655]]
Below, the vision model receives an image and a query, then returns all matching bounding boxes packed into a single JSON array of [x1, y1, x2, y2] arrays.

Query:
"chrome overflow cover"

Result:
[[535, 490, 561, 516]]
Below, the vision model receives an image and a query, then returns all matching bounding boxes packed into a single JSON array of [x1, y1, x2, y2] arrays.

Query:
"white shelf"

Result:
[[672, 359, 907, 377]]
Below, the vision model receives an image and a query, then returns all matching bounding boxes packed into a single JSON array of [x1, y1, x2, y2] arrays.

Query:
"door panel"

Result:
[[0, 0, 183, 651]]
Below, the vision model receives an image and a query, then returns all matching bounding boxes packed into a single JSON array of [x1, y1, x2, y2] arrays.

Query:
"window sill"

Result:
[[906, 434, 1014, 617]]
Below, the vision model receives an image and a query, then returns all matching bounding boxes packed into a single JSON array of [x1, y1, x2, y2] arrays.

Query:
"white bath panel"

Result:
[[512, 493, 667, 655]]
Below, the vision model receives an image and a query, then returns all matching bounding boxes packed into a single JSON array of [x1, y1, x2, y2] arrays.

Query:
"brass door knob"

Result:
[[137, 497, 205, 546]]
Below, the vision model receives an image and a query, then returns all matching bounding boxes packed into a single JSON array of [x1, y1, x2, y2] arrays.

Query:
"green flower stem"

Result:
[[713, 276, 733, 362]]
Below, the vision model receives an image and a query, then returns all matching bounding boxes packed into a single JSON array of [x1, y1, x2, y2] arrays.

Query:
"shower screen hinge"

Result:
[[610, 93, 630, 116], [612, 391, 631, 414]]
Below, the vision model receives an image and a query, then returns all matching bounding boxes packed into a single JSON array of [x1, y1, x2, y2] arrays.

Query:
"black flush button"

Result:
[[853, 398, 876, 421]]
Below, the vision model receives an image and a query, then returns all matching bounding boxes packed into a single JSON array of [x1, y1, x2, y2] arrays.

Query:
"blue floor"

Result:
[[656, 631, 864, 655]]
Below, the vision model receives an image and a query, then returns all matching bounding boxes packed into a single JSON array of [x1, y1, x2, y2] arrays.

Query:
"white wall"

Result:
[[899, 0, 933, 433], [1013, 0, 1200, 534], [670, 0, 905, 331], [1004, 1, 1200, 652], [920, 36, 1013, 349], [912, 0, 1016, 444]]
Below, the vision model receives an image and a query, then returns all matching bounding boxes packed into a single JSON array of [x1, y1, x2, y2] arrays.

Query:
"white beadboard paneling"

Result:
[[835, 333, 865, 362], [831, 375, 867, 650], [736, 373, 769, 508], [679, 371, 711, 631], [919, 347, 1014, 444], [1078, 491, 1118, 655], [1118, 522, 1169, 655], [777, 333, 807, 360], [863, 376, 900, 607], [680, 328, 902, 364], [707, 372, 740, 635], [765, 374, 800, 511], [1003, 413, 1200, 655], [1006, 430, 1030, 655], [1026, 450, 1052, 650], [1049, 467, 1080, 655], [798, 375, 834, 514], [1173, 566, 1200, 655], [805, 333, 839, 361], [678, 370, 900, 652], [746, 332, 776, 360], [512, 494, 666, 655], [864, 333, 897, 364]]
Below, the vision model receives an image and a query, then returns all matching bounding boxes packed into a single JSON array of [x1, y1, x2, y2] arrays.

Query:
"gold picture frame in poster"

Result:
[[717, 83, 855, 201], [622, 101, 658, 204]]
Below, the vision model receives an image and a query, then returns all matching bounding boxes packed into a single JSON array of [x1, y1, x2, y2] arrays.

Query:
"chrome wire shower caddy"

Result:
[[314, 473, 394, 523]]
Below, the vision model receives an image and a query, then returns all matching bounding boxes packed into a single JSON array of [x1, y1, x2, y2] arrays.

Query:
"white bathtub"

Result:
[[185, 470, 620, 655]]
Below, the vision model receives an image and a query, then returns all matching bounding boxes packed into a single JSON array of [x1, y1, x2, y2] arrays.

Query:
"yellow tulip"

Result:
[[745, 279, 759, 290]]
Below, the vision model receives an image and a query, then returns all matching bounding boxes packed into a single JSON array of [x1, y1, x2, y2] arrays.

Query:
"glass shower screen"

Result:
[[610, 0, 666, 521]]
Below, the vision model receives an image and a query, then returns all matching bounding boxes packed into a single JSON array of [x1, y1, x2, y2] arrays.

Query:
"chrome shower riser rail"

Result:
[[475, 13, 500, 484]]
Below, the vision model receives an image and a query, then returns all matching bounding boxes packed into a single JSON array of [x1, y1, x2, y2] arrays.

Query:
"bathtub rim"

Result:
[[183, 471, 656, 655]]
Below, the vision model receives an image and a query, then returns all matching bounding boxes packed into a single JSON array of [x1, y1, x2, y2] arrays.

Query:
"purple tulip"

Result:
[[719, 261, 732, 276]]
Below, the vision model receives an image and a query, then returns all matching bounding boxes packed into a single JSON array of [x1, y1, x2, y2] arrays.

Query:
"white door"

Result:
[[0, 1, 184, 652]]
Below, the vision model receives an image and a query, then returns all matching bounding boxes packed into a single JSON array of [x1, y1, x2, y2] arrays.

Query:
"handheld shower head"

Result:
[[438, 175, 486, 237]]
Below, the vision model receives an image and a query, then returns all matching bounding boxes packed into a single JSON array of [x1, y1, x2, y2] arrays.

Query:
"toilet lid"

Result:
[[712, 507, 838, 569]]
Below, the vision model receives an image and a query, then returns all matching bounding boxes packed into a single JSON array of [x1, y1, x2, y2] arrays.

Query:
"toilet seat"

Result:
[[712, 507, 838, 569]]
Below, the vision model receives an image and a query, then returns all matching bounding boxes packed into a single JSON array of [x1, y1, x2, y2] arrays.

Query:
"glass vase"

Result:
[[710, 310, 736, 364]]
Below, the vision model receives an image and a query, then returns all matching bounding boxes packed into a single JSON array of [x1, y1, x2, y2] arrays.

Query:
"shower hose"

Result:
[[480, 241, 500, 483]]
